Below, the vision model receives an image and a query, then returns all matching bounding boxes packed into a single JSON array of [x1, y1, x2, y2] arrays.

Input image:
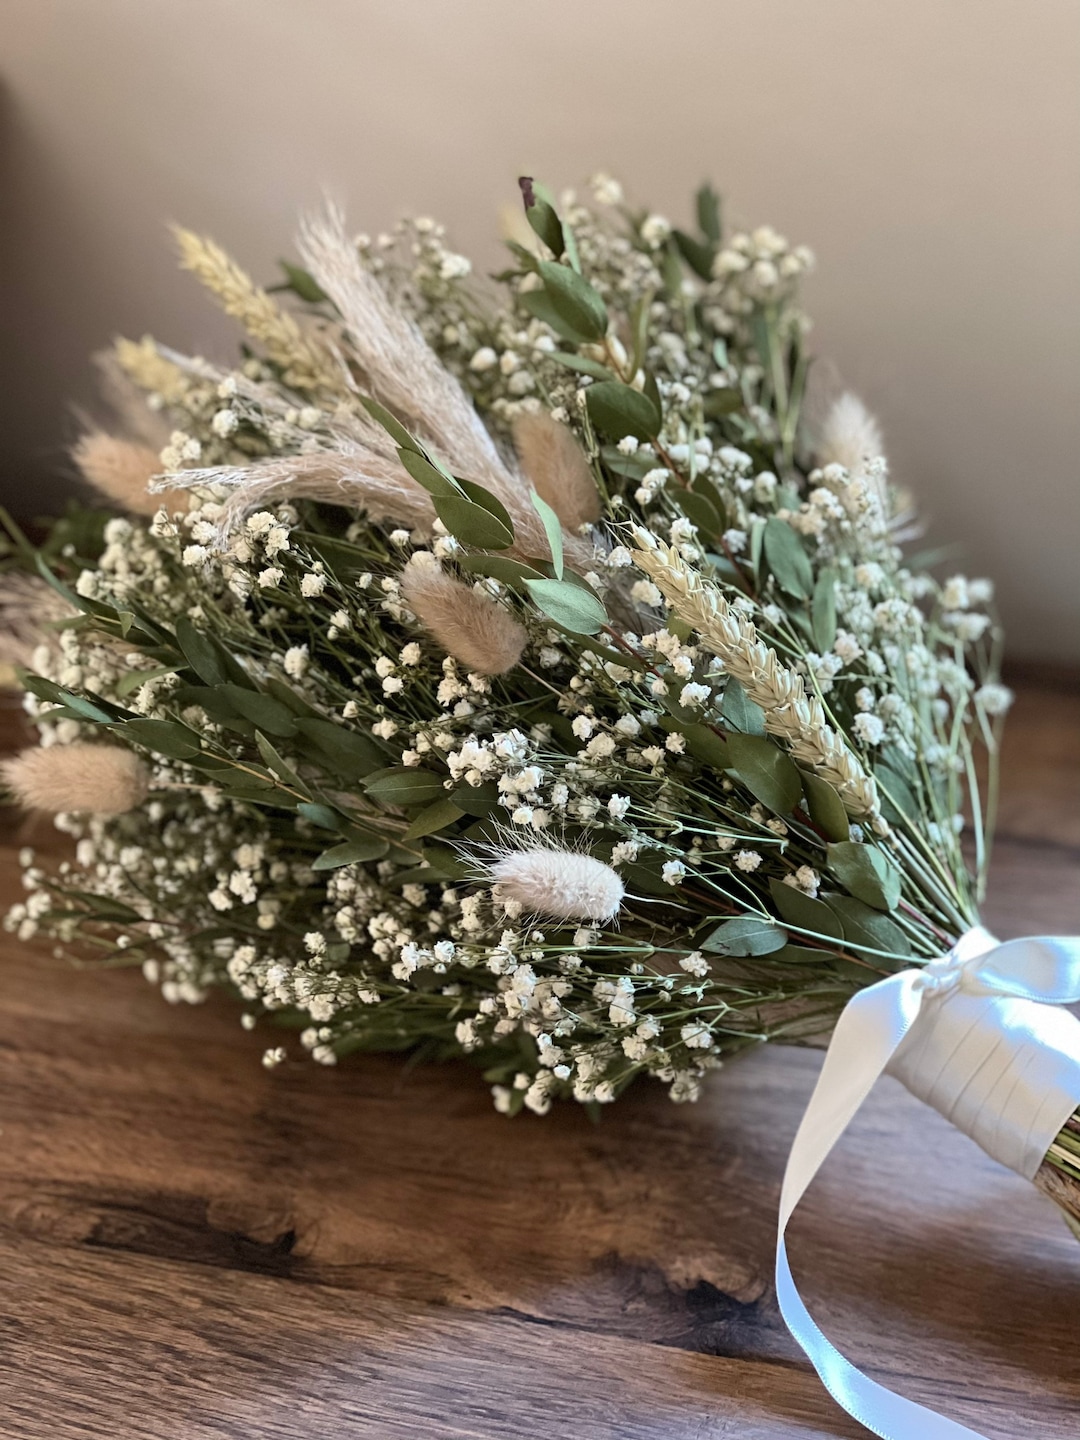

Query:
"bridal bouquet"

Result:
[[3, 173, 1078, 1437]]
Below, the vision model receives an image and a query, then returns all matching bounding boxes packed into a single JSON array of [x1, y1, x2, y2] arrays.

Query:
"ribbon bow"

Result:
[[776, 927, 1080, 1440]]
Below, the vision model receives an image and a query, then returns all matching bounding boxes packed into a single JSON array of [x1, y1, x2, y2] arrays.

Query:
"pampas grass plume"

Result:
[[490, 845, 624, 922], [73, 433, 185, 516], [817, 392, 884, 476], [402, 559, 526, 676], [2, 744, 150, 815], [512, 411, 601, 531]]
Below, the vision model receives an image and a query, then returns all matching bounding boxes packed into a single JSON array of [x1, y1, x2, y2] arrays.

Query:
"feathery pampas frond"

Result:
[[488, 843, 625, 921], [817, 392, 884, 477], [401, 556, 527, 675], [2, 744, 150, 815], [512, 411, 601, 531], [173, 228, 344, 396], [73, 433, 186, 517], [91, 350, 172, 450], [0, 573, 72, 671], [631, 530, 879, 820], [298, 209, 592, 573], [157, 450, 441, 539]]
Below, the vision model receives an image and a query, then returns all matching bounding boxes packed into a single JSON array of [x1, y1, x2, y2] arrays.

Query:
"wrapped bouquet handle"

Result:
[[777, 927, 1080, 1440]]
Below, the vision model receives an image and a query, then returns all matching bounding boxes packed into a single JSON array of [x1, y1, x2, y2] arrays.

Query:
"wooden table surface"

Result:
[[0, 675, 1078, 1439]]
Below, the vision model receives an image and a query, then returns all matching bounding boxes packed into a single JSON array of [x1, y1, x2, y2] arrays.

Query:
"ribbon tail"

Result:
[[776, 970, 992, 1440], [775, 1242, 988, 1440]]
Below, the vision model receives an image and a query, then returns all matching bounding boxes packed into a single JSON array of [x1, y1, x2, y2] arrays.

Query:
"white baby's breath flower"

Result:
[[852, 712, 885, 746], [975, 682, 1013, 716], [679, 682, 711, 709]]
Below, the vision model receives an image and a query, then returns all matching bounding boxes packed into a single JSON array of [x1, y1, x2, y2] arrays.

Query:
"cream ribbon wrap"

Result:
[[776, 926, 1080, 1440]]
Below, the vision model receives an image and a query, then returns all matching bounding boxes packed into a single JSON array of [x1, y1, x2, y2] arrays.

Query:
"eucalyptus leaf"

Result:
[[122, 718, 202, 760], [700, 915, 788, 956], [254, 732, 306, 791], [536, 260, 608, 342], [549, 351, 615, 381], [434, 494, 514, 550], [455, 554, 547, 586], [293, 717, 383, 779], [826, 840, 902, 912], [525, 197, 564, 257], [55, 690, 117, 724], [113, 664, 180, 698], [276, 261, 328, 304], [561, 219, 582, 274], [360, 395, 419, 453], [264, 677, 320, 718], [18, 672, 66, 705], [770, 944, 837, 967], [763, 517, 813, 600], [524, 577, 607, 634], [724, 732, 802, 815], [874, 763, 919, 823], [599, 445, 657, 481], [520, 288, 595, 344], [296, 801, 344, 831], [175, 617, 251, 690], [361, 767, 447, 807], [219, 685, 298, 737], [398, 447, 460, 498], [696, 182, 722, 244], [451, 781, 501, 817], [312, 837, 390, 870], [530, 489, 564, 578], [673, 229, 714, 281], [403, 795, 465, 841], [825, 895, 911, 962], [392, 848, 473, 884], [457, 479, 516, 541], [676, 488, 723, 538], [680, 722, 729, 770], [585, 381, 661, 442], [702, 388, 743, 419], [720, 678, 766, 736], [661, 243, 683, 297], [769, 878, 844, 941], [800, 771, 850, 841]]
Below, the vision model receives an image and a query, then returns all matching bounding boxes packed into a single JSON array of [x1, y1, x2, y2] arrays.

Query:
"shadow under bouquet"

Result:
[[2, 174, 1078, 1437]]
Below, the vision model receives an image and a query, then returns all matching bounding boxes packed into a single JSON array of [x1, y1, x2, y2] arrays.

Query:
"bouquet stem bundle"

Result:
[[1, 175, 1077, 1235]]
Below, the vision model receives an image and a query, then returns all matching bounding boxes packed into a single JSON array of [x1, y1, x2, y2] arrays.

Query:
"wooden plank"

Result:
[[0, 680, 1076, 1437], [0, 1236, 1065, 1440]]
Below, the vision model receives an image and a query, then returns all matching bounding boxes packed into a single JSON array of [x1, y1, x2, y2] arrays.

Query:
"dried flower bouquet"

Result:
[[2, 177, 1077, 1243]]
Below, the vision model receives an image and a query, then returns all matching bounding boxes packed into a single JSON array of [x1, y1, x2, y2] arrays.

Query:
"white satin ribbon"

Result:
[[776, 926, 1080, 1439]]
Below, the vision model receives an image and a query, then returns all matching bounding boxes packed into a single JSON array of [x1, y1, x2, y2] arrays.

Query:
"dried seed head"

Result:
[[512, 411, 601, 531], [73, 433, 186, 516], [817, 392, 884, 477], [489, 845, 624, 922], [2, 744, 150, 815], [401, 559, 526, 676]]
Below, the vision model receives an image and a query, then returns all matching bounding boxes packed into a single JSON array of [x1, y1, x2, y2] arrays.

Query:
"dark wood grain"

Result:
[[0, 680, 1077, 1439]]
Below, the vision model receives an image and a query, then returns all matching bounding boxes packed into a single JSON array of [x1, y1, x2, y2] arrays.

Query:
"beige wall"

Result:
[[2, 0, 1078, 660]]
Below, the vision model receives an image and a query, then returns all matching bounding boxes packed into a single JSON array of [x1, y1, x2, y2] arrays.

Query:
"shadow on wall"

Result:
[[0, 83, 237, 521], [0, 84, 102, 515]]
